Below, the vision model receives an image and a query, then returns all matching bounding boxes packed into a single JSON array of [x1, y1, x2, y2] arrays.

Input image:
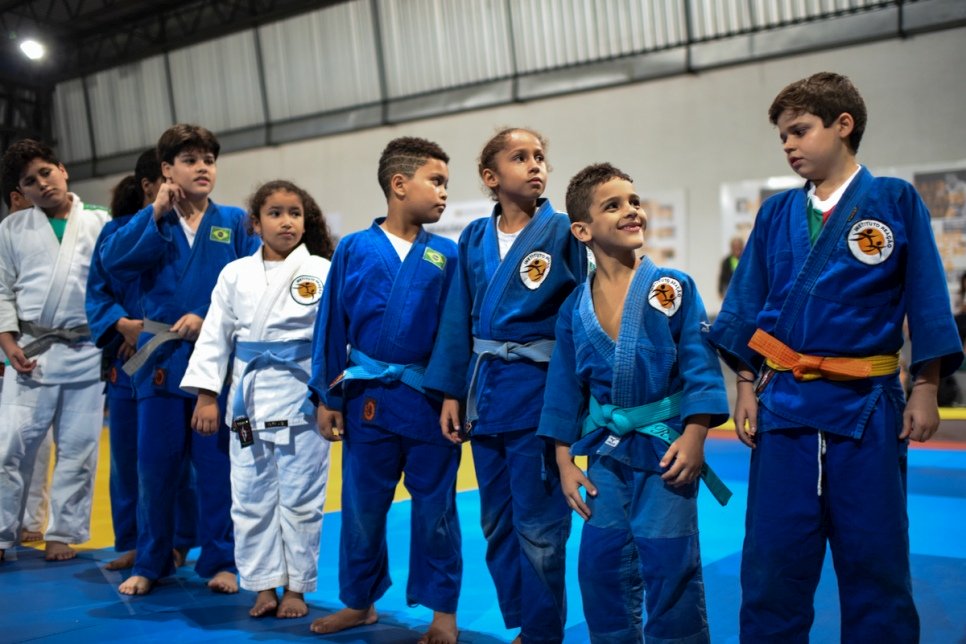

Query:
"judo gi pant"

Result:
[[472, 429, 570, 644], [0, 376, 104, 551], [108, 390, 197, 553], [340, 427, 462, 613], [230, 424, 330, 593], [22, 429, 53, 534], [579, 455, 708, 644], [132, 393, 235, 580], [740, 423, 918, 644]]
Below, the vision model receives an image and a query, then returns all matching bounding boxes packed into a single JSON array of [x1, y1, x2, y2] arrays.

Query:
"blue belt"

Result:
[[582, 394, 732, 506], [232, 340, 312, 423], [465, 337, 555, 425], [329, 347, 427, 393]]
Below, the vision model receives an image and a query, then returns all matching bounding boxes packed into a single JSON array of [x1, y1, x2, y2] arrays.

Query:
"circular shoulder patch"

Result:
[[520, 251, 552, 290], [290, 275, 324, 305], [648, 277, 683, 317], [847, 220, 894, 265]]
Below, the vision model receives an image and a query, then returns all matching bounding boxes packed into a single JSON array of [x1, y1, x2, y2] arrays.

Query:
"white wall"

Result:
[[71, 26, 966, 308]]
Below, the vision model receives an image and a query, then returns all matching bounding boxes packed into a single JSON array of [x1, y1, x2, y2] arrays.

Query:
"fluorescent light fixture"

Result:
[[20, 39, 45, 60]]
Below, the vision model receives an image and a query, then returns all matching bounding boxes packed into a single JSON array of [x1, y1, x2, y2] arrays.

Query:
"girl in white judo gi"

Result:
[[181, 180, 335, 618]]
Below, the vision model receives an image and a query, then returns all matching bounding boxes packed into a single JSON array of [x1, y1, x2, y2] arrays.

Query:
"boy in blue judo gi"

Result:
[[100, 124, 259, 595], [710, 72, 964, 643], [308, 137, 461, 644], [539, 163, 730, 643]]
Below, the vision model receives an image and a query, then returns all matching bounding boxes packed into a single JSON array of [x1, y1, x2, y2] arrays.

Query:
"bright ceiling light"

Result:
[[20, 39, 46, 60]]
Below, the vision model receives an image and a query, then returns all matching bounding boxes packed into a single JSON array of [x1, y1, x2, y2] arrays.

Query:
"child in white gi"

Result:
[[182, 180, 335, 618]]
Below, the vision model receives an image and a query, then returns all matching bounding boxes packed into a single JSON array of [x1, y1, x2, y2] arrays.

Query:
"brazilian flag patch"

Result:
[[210, 226, 232, 244], [422, 247, 446, 270]]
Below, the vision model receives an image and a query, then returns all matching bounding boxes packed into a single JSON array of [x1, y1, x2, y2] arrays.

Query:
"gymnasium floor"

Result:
[[1, 423, 965, 643]]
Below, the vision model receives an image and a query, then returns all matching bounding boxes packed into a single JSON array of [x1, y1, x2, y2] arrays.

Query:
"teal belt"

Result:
[[581, 394, 732, 506], [330, 347, 426, 393]]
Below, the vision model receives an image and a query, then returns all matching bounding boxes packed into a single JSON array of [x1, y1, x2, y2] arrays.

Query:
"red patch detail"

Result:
[[153, 368, 166, 387], [362, 398, 377, 422]]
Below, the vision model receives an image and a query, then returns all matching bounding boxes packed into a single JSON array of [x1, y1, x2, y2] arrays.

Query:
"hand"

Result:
[[115, 317, 144, 348], [0, 332, 36, 375], [191, 392, 221, 436], [317, 405, 344, 442], [901, 361, 941, 442], [440, 397, 463, 445], [556, 443, 596, 520], [660, 420, 708, 487], [734, 373, 758, 449], [117, 342, 136, 361], [152, 179, 185, 220], [170, 313, 204, 341]]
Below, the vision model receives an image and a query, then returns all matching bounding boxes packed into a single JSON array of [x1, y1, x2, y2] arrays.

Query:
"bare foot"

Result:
[[105, 550, 136, 570], [118, 575, 154, 595], [21, 529, 43, 542], [417, 611, 458, 644], [277, 590, 308, 618], [44, 541, 77, 561], [250, 589, 278, 617], [172, 547, 188, 568], [208, 570, 238, 594], [310, 605, 378, 634]]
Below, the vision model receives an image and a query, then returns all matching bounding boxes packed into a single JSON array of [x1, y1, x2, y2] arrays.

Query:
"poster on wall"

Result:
[[719, 175, 801, 254], [641, 190, 687, 270]]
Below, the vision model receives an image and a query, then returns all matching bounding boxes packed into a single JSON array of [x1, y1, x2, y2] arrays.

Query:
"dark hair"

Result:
[[376, 137, 449, 198], [156, 124, 220, 165], [478, 127, 549, 200], [1, 139, 62, 205], [768, 72, 867, 152], [135, 148, 162, 185], [247, 180, 336, 259], [110, 175, 144, 219], [566, 163, 633, 224]]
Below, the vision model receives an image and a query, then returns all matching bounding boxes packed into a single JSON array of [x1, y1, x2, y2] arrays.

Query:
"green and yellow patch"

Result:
[[210, 226, 232, 243], [422, 247, 446, 270]]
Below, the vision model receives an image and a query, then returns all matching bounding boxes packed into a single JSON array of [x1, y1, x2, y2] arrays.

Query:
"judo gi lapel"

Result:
[[176, 201, 216, 281], [613, 257, 658, 408], [38, 196, 83, 327], [374, 221, 431, 355], [249, 244, 310, 340], [773, 168, 875, 339], [478, 198, 555, 338]]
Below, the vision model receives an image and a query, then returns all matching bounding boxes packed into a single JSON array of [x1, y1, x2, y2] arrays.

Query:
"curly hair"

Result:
[[565, 163, 633, 224], [247, 180, 336, 259], [1, 139, 61, 204], [376, 137, 449, 198]]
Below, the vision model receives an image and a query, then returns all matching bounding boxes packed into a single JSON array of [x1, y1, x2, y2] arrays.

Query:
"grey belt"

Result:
[[121, 319, 183, 376], [465, 338, 555, 426], [19, 319, 91, 358]]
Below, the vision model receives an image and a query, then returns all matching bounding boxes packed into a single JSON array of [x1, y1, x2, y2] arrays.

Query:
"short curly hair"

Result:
[[376, 137, 449, 198], [1, 139, 61, 205], [565, 163, 633, 224]]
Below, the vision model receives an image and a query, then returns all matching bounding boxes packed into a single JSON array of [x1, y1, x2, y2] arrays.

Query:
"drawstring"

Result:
[[816, 431, 826, 496]]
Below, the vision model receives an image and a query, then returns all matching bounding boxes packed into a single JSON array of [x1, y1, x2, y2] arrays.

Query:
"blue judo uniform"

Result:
[[424, 199, 587, 643], [99, 202, 258, 581], [308, 220, 462, 613], [538, 258, 729, 644], [85, 215, 197, 556], [709, 168, 963, 643]]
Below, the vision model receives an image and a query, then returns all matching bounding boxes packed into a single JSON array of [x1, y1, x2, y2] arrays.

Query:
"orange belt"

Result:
[[748, 329, 899, 382]]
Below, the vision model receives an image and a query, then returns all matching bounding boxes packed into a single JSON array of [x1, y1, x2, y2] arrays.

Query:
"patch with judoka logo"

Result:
[[290, 275, 323, 305], [152, 367, 166, 387], [362, 398, 377, 422], [209, 226, 232, 244], [423, 247, 447, 271], [520, 251, 552, 290], [847, 219, 894, 265], [648, 277, 683, 317]]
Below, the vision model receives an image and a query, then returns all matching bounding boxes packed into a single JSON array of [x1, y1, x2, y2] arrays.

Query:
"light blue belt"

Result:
[[465, 338, 555, 425], [329, 347, 427, 393], [232, 340, 312, 423], [582, 393, 732, 506]]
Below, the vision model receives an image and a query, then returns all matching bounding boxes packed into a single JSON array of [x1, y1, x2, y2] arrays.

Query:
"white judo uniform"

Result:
[[182, 244, 331, 592], [0, 196, 109, 552]]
